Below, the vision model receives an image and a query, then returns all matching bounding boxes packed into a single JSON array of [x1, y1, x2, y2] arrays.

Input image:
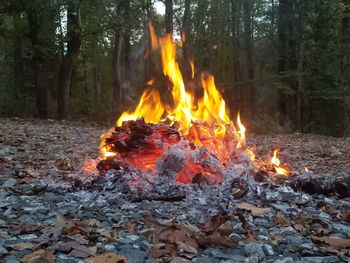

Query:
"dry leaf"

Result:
[[275, 211, 289, 226], [311, 236, 350, 248], [89, 219, 101, 227], [199, 211, 233, 233], [237, 202, 271, 217], [21, 249, 55, 263], [8, 242, 34, 250], [85, 252, 128, 263]]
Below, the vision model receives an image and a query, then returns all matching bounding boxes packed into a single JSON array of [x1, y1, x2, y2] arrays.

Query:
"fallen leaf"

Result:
[[89, 219, 101, 227], [85, 252, 128, 263], [8, 242, 34, 250], [199, 211, 233, 233], [311, 236, 350, 248], [275, 211, 289, 226], [237, 202, 271, 217], [21, 249, 55, 263]]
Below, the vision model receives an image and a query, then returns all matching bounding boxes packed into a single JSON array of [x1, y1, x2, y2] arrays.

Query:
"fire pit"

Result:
[[97, 32, 291, 194]]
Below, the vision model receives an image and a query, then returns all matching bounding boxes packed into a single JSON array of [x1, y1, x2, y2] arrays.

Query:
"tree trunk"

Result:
[[27, 13, 47, 118], [343, 0, 350, 136], [112, 31, 123, 114], [296, 41, 304, 131], [182, 0, 192, 82], [165, 0, 173, 34], [230, 0, 242, 112], [243, 0, 255, 116], [277, 0, 291, 124], [14, 14, 25, 108], [57, 0, 82, 119]]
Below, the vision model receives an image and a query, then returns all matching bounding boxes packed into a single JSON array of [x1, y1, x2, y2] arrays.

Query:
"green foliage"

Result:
[[0, 0, 347, 136]]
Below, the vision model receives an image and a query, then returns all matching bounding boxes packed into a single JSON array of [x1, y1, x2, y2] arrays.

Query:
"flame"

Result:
[[148, 22, 158, 50], [103, 32, 257, 163], [271, 148, 290, 176], [190, 60, 194, 79], [116, 89, 164, 126], [236, 112, 246, 148]]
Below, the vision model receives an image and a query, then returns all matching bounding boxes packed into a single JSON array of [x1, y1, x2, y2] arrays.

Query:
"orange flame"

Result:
[[102, 33, 257, 163], [148, 22, 159, 50], [190, 60, 194, 79], [271, 148, 290, 176], [236, 112, 246, 148]]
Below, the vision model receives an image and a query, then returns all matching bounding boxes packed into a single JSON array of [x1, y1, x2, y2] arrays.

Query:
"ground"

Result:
[[0, 118, 349, 263]]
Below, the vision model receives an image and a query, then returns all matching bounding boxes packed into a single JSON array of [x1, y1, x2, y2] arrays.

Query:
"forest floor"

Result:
[[0, 118, 349, 263]]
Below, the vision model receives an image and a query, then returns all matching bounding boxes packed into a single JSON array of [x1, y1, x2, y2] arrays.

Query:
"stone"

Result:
[[244, 243, 265, 260], [301, 256, 340, 263], [3, 255, 20, 263], [262, 244, 275, 256], [273, 257, 294, 263], [2, 178, 17, 188], [118, 246, 148, 263], [196, 257, 220, 263], [0, 244, 8, 255]]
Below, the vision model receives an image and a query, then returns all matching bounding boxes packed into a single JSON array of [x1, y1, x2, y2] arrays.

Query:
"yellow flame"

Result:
[[271, 148, 290, 176], [116, 89, 164, 126], [103, 32, 260, 162], [190, 60, 194, 79], [236, 112, 246, 148], [148, 22, 159, 50]]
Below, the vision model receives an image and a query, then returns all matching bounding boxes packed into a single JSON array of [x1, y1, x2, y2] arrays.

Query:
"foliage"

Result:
[[0, 0, 347, 135]]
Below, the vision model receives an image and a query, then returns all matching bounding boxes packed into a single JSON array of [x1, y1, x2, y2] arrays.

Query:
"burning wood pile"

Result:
[[97, 29, 291, 191]]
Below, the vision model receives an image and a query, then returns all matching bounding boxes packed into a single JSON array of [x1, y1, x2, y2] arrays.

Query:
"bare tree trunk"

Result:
[[277, 0, 291, 124], [112, 31, 123, 114], [343, 0, 350, 136], [243, 0, 255, 116], [182, 0, 192, 82], [296, 41, 304, 131], [57, 0, 82, 119], [27, 13, 47, 118], [165, 0, 173, 34], [230, 0, 242, 112], [14, 14, 25, 109]]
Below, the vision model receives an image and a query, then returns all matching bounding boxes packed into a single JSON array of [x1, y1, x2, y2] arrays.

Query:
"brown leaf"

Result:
[[8, 242, 34, 250], [150, 243, 177, 259], [89, 219, 101, 227], [21, 249, 55, 263], [275, 211, 289, 226], [237, 202, 271, 217], [199, 211, 233, 233], [68, 244, 92, 258], [196, 230, 236, 247], [311, 236, 350, 248], [85, 252, 128, 263]]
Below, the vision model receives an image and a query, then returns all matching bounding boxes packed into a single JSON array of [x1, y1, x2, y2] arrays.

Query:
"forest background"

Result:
[[0, 0, 349, 137]]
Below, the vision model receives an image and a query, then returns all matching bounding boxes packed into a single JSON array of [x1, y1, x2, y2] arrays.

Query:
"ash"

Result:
[[0, 118, 349, 263]]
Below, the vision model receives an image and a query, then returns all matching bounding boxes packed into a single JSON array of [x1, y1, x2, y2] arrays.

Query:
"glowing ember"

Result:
[[271, 148, 291, 176]]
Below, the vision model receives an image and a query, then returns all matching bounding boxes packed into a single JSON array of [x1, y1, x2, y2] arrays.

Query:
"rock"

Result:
[[263, 244, 275, 256], [3, 255, 20, 263], [0, 244, 8, 255], [244, 243, 265, 260], [2, 178, 17, 188], [196, 257, 220, 263], [118, 246, 148, 263], [301, 256, 340, 263], [332, 223, 350, 238], [273, 257, 294, 263], [280, 226, 296, 235], [205, 248, 245, 261]]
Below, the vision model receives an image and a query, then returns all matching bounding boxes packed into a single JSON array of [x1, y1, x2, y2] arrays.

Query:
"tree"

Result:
[[165, 0, 173, 34], [343, 0, 350, 136], [243, 0, 255, 116], [57, 0, 82, 119]]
